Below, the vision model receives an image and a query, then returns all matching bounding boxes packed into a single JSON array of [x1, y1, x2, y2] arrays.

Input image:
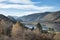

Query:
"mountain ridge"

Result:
[[16, 11, 60, 22]]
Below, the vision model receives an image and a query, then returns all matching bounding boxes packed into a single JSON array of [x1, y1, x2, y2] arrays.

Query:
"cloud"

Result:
[[9, 0, 35, 4], [0, 0, 54, 11], [0, 0, 56, 16], [0, 0, 40, 4], [0, 0, 6, 2], [0, 4, 54, 11], [0, 3, 55, 16]]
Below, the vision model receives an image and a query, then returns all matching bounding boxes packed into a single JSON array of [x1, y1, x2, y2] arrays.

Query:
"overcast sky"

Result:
[[0, 0, 60, 16]]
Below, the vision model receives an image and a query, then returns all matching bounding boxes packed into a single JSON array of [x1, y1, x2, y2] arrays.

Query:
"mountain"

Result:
[[8, 16, 17, 23], [17, 11, 60, 22], [41, 11, 60, 22], [0, 14, 16, 23], [41, 11, 60, 32], [8, 16, 23, 22], [12, 16, 18, 20], [17, 11, 60, 32], [17, 12, 49, 22], [16, 18, 23, 22]]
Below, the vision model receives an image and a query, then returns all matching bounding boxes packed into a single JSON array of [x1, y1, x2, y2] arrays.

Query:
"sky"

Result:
[[0, 0, 60, 16]]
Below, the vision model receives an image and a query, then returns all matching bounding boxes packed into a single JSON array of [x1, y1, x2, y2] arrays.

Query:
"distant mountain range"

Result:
[[16, 11, 60, 23], [0, 11, 60, 23], [7, 11, 60, 23], [17, 12, 49, 22]]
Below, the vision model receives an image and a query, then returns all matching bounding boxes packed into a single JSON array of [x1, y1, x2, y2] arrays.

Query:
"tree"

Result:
[[48, 28, 56, 35], [48, 28, 54, 31], [37, 23, 42, 32]]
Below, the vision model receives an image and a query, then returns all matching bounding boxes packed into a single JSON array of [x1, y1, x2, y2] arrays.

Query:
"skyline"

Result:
[[0, 0, 60, 16]]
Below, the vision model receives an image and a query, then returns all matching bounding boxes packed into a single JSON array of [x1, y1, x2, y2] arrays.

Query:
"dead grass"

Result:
[[54, 32, 60, 40], [0, 22, 58, 40]]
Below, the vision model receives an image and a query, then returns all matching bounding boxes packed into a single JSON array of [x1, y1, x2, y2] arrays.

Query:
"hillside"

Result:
[[16, 11, 60, 32], [41, 11, 60, 22], [17, 12, 49, 22], [9, 16, 23, 22], [8, 16, 17, 22], [0, 14, 16, 36], [17, 11, 60, 22]]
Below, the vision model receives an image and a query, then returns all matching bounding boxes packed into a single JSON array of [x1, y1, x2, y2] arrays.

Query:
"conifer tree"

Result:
[[37, 23, 42, 32]]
